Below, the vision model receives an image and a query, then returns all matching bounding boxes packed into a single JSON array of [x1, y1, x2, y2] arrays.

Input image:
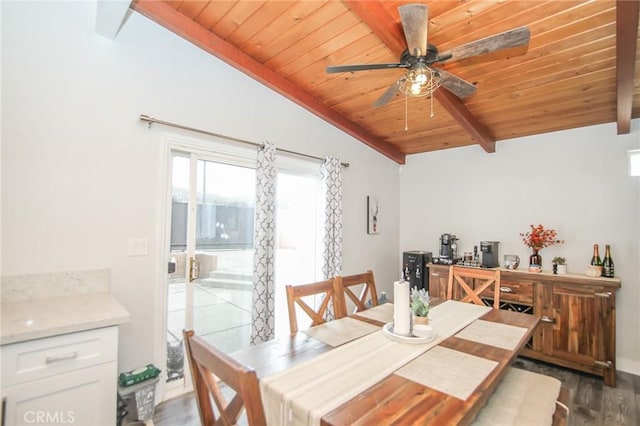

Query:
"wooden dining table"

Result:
[[230, 300, 540, 425]]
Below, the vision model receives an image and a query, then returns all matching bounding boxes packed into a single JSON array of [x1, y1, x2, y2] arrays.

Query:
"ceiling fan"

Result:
[[326, 4, 531, 107]]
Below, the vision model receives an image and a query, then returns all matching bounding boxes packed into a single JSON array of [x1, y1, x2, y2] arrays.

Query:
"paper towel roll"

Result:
[[393, 280, 411, 335]]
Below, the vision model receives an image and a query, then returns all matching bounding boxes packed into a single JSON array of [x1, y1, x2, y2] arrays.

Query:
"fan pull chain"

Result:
[[430, 68, 436, 118], [430, 92, 435, 118], [404, 93, 409, 131]]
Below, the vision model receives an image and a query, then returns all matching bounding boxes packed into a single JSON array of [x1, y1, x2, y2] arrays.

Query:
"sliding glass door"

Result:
[[161, 141, 323, 397], [165, 150, 255, 388]]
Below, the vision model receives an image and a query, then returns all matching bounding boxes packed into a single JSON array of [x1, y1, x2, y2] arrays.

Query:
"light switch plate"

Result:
[[128, 238, 149, 256]]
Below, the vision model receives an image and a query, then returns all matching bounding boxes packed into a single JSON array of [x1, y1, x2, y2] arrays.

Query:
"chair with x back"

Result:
[[285, 278, 344, 334], [334, 270, 379, 314], [183, 329, 266, 426], [447, 265, 501, 309]]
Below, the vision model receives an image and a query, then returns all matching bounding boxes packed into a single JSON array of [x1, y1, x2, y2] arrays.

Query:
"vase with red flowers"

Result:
[[520, 224, 564, 271]]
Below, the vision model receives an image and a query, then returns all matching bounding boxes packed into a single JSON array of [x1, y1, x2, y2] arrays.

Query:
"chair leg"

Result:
[[286, 285, 298, 334], [493, 273, 501, 309]]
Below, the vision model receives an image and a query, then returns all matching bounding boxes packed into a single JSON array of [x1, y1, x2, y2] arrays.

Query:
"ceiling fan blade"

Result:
[[326, 63, 406, 73], [398, 4, 428, 57], [373, 78, 403, 108], [438, 69, 477, 98], [441, 26, 530, 62]]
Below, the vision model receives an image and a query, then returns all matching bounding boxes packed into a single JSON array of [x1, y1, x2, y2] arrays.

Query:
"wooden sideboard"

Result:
[[428, 264, 622, 386]]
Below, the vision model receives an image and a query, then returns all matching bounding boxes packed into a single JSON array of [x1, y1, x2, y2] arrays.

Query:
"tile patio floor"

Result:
[[167, 281, 253, 355]]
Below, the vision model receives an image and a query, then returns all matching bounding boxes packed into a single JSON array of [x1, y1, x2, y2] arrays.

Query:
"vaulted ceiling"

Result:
[[130, 0, 640, 164]]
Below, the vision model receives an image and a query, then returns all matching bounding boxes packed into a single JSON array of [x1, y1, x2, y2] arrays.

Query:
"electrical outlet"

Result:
[[128, 238, 149, 256]]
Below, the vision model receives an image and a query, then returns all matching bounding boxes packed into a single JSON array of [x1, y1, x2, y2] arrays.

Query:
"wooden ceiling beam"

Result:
[[343, 0, 496, 153], [131, 0, 406, 164], [615, 0, 639, 134], [433, 88, 495, 153], [341, 1, 406, 56], [434, 89, 495, 153]]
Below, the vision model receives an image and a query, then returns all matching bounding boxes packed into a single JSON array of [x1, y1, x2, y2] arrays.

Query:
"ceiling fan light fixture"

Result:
[[399, 64, 441, 98]]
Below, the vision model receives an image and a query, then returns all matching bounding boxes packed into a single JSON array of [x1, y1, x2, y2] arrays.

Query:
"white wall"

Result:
[[1, 1, 400, 371], [400, 121, 640, 374]]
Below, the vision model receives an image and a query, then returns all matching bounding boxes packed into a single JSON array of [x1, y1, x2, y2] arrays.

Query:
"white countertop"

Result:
[[1, 292, 130, 345]]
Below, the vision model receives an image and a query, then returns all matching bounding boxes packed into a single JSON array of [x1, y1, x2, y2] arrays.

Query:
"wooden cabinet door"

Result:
[[542, 283, 616, 384], [1, 362, 116, 426], [428, 265, 449, 299]]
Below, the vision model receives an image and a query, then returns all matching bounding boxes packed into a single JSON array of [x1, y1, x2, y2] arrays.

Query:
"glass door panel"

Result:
[[166, 153, 189, 385], [274, 172, 322, 337], [165, 151, 255, 388], [192, 160, 255, 352]]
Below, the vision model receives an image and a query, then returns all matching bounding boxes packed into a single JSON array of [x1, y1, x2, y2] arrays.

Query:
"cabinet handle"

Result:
[[594, 292, 611, 299], [594, 360, 612, 369], [2, 397, 6, 426], [431, 273, 440, 277], [45, 351, 78, 364], [540, 316, 556, 324], [500, 286, 513, 293]]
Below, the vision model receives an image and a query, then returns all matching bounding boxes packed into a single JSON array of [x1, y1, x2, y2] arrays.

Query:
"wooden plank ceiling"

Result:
[[132, 0, 640, 164]]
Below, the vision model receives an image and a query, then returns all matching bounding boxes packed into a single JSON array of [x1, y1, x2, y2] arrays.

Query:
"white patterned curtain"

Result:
[[321, 156, 343, 279], [251, 141, 277, 345]]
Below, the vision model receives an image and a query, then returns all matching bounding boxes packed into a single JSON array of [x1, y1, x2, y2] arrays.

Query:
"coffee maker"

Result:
[[480, 241, 500, 268], [402, 251, 432, 290], [433, 233, 461, 265]]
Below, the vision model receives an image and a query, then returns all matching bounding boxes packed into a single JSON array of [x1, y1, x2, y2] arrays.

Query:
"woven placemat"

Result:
[[352, 303, 394, 323], [395, 346, 498, 401], [456, 319, 528, 351], [301, 316, 379, 347]]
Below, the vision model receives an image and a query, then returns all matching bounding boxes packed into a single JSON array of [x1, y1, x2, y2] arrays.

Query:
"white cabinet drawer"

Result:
[[1, 326, 118, 387]]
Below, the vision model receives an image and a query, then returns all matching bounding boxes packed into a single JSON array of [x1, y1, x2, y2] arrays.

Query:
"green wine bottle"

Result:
[[602, 244, 614, 278], [590, 244, 602, 266]]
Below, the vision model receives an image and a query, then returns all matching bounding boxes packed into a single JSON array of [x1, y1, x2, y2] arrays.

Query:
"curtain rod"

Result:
[[139, 115, 349, 168]]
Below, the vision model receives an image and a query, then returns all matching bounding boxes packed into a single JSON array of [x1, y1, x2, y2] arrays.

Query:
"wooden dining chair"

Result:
[[334, 270, 379, 314], [183, 329, 266, 426], [447, 265, 501, 309], [286, 278, 344, 334]]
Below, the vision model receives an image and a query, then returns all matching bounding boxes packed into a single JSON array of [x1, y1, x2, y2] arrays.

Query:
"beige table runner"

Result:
[[455, 319, 528, 351], [301, 316, 379, 347], [395, 345, 498, 400], [352, 302, 394, 323], [260, 301, 490, 426]]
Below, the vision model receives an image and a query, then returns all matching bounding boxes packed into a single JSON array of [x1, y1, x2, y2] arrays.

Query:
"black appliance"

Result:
[[432, 233, 461, 265], [480, 241, 500, 268], [402, 251, 432, 290]]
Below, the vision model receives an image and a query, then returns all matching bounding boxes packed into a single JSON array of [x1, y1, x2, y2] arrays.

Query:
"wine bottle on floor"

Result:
[[602, 244, 614, 278]]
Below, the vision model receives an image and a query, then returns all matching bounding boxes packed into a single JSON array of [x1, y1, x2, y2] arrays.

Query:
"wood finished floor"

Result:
[[152, 357, 640, 426]]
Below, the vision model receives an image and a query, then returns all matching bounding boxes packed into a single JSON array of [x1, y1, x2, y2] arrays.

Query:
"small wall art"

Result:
[[367, 195, 379, 234]]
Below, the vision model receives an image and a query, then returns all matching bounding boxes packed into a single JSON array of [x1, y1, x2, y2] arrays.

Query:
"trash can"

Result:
[[118, 377, 160, 425]]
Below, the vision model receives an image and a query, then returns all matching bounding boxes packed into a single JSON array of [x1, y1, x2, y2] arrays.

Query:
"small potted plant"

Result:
[[552, 256, 567, 275], [411, 287, 430, 325]]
